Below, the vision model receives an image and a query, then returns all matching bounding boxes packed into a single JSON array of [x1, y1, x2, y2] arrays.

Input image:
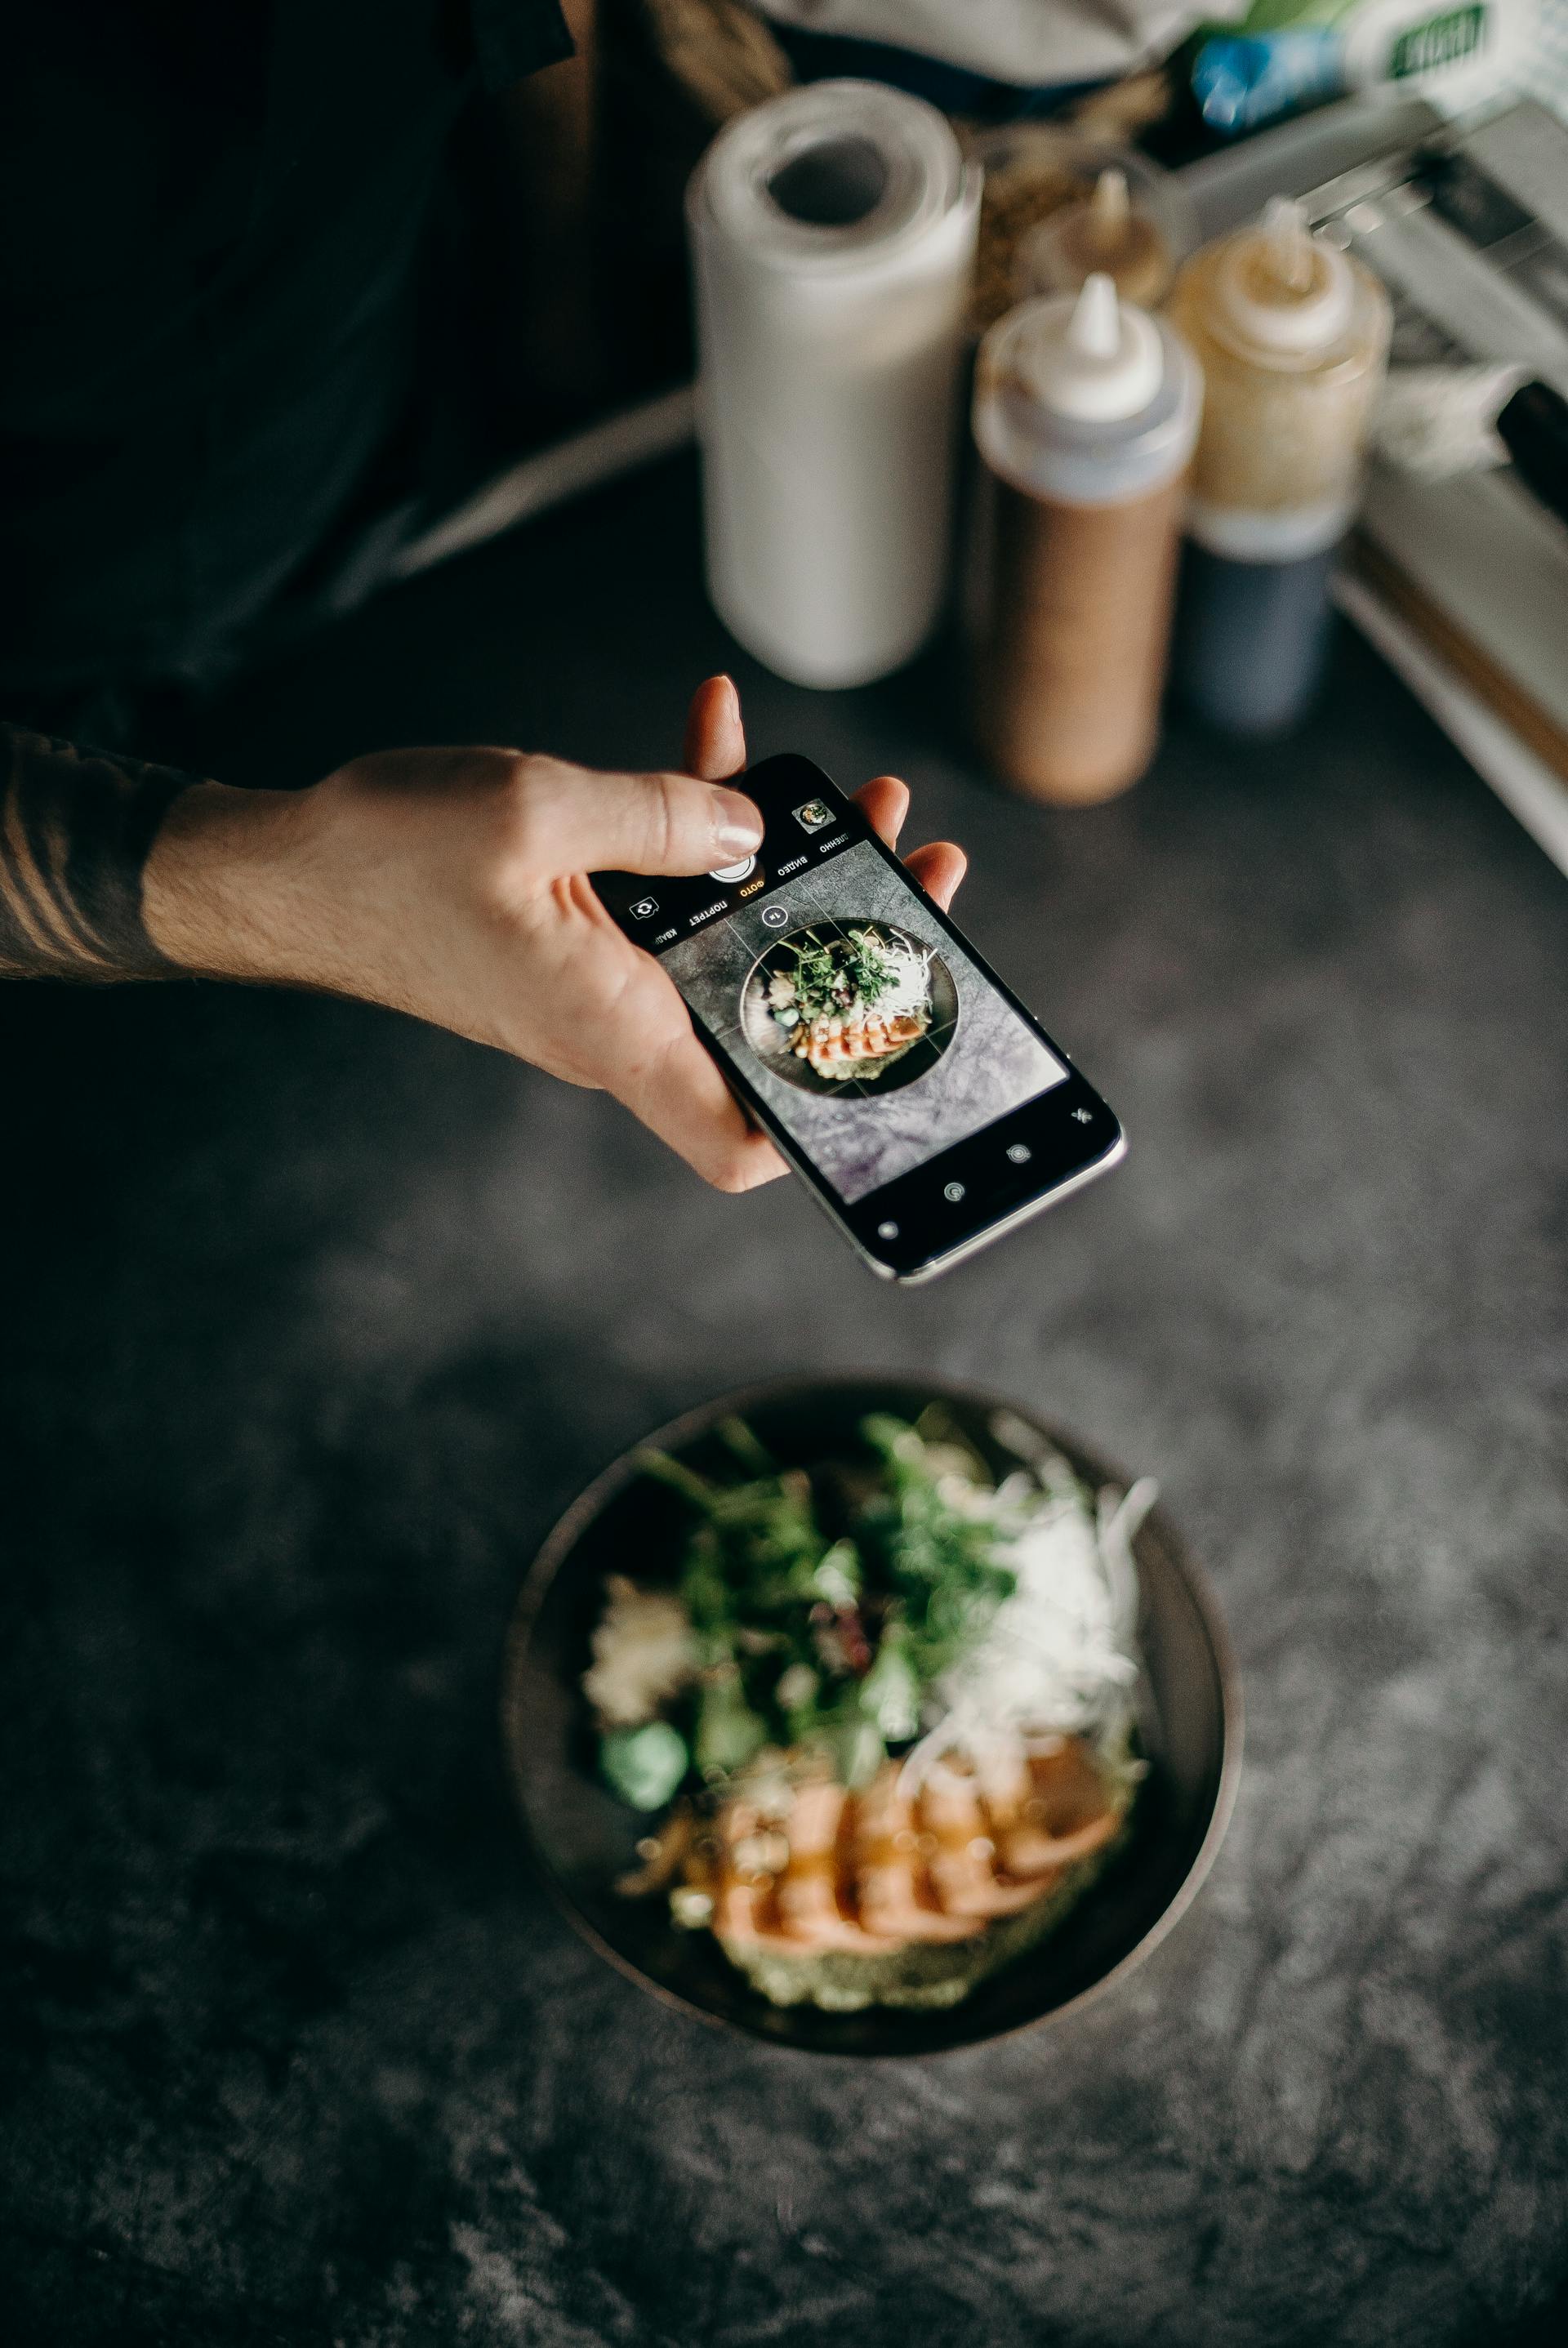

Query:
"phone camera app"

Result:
[[792, 798, 834, 834]]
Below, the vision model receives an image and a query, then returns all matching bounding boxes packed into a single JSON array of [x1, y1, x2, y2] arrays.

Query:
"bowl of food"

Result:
[[501, 1378, 1241, 2056], [739, 922, 959, 1094]]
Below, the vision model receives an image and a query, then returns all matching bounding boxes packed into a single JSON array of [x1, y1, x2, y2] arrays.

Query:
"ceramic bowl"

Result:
[[501, 1375, 1241, 2056]]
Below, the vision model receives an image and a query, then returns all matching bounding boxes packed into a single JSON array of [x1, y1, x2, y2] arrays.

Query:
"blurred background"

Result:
[[399, 0, 1568, 862], [4, 6, 1567, 2343]]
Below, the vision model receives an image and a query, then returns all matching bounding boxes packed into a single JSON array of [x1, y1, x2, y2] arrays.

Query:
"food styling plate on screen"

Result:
[[739, 922, 960, 1096], [501, 1377, 1241, 2057]]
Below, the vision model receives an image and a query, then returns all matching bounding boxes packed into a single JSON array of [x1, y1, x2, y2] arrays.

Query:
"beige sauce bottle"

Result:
[[968, 274, 1202, 804], [1167, 198, 1391, 733]]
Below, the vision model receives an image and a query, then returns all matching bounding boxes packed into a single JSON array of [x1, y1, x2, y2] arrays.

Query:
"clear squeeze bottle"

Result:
[[1167, 198, 1391, 735], [968, 273, 1202, 804], [1021, 166, 1187, 312]]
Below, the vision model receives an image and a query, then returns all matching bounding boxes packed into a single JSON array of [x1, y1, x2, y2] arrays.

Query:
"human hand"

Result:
[[144, 677, 967, 1190], [650, 676, 968, 1187]]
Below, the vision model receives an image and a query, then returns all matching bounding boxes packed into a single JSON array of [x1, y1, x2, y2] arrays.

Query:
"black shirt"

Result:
[[0, 2, 572, 704]]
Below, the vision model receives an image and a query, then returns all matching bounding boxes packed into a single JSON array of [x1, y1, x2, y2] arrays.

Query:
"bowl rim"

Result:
[[500, 1371, 1245, 2056]]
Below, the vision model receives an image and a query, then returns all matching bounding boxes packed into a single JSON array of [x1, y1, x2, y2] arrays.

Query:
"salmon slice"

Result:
[[971, 1741, 1032, 1836], [690, 1736, 1121, 1954], [797, 1010, 927, 1076], [710, 1800, 797, 1952], [917, 1768, 1050, 1919], [1001, 1740, 1122, 1875], [772, 1780, 899, 1953], [852, 1766, 981, 1944]]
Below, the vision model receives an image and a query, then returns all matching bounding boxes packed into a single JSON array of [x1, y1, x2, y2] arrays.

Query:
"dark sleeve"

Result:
[[470, 0, 575, 92], [0, 725, 200, 979]]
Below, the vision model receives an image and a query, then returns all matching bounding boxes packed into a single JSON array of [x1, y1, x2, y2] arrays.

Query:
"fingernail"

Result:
[[712, 788, 763, 857]]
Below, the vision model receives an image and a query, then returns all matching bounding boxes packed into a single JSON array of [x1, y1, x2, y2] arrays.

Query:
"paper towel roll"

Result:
[[688, 82, 980, 689]]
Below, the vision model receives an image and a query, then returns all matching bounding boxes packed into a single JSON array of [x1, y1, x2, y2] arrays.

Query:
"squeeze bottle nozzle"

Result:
[[1215, 195, 1354, 356], [1090, 168, 1131, 247], [1071, 271, 1121, 362], [1263, 196, 1315, 295], [1018, 272, 1165, 422]]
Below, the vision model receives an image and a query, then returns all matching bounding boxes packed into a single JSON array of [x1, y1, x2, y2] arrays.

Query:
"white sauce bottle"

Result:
[[968, 274, 1202, 803]]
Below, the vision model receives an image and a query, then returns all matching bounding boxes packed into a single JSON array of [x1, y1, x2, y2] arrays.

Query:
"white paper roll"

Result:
[[688, 82, 980, 689]]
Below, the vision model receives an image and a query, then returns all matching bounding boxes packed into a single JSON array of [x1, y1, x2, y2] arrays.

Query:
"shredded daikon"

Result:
[[899, 1423, 1155, 1793]]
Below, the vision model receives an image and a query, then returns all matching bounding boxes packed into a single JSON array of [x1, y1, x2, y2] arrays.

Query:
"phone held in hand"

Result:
[[594, 753, 1124, 1281]]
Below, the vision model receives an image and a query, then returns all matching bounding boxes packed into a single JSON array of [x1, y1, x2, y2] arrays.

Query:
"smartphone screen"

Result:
[[594, 753, 1123, 1279]]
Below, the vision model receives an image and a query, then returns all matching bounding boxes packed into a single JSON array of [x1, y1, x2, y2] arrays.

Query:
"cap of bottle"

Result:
[[1214, 196, 1353, 359], [1014, 273, 1165, 422], [975, 274, 1201, 506]]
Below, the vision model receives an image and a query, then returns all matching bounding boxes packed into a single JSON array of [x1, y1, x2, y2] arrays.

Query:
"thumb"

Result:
[[532, 759, 763, 878]]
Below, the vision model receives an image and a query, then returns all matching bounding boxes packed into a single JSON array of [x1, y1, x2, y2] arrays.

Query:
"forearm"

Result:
[[0, 681, 955, 1196], [0, 720, 321, 989], [0, 724, 198, 979], [140, 778, 317, 985]]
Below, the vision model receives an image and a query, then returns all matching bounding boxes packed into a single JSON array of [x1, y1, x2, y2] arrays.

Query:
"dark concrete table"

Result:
[[2, 454, 1564, 2347]]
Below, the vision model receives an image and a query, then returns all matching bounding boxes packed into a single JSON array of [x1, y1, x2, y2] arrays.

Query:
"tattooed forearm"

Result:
[[0, 726, 200, 978]]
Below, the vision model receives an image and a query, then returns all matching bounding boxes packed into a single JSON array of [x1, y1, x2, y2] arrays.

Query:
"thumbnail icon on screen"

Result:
[[792, 798, 834, 834]]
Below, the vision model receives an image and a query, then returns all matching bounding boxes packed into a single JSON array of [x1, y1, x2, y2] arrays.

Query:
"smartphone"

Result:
[[594, 752, 1124, 1281]]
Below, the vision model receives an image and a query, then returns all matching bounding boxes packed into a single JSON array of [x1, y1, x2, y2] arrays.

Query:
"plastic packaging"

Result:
[[1192, 0, 1535, 136], [968, 276, 1203, 803], [1167, 198, 1391, 734], [753, 1, 1235, 89], [687, 81, 979, 689]]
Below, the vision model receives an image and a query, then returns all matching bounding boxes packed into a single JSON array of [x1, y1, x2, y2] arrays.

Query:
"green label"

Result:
[[1390, 4, 1486, 78]]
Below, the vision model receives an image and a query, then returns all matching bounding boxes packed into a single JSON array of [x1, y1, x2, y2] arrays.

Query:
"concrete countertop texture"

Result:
[[1, 454, 1563, 2346]]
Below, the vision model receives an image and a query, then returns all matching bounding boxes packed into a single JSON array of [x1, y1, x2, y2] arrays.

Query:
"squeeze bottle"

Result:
[[1167, 198, 1391, 735], [1021, 167, 1185, 312], [968, 274, 1202, 804]]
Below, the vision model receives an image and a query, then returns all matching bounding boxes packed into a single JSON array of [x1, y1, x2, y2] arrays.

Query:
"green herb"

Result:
[[595, 1415, 1021, 1809], [693, 1670, 769, 1779], [844, 929, 895, 1006], [858, 1624, 922, 1742], [856, 1415, 1018, 1683], [777, 929, 898, 1026], [600, 1722, 688, 1811]]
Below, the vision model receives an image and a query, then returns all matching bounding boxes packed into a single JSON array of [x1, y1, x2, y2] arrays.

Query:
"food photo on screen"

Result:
[[662, 839, 1067, 1203], [744, 921, 952, 1089]]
